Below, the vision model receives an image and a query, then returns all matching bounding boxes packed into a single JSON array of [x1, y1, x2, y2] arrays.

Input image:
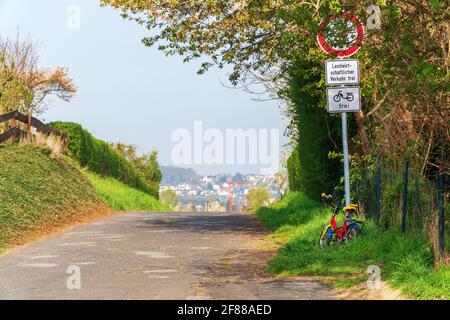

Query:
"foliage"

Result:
[[159, 188, 179, 208], [101, 0, 332, 85], [84, 171, 169, 212], [246, 185, 271, 211], [257, 192, 449, 299], [0, 36, 76, 115], [50, 122, 159, 198], [351, 159, 448, 258], [287, 147, 301, 192], [283, 63, 341, 201], [111, 143, 162, 194], [102, 0, 449, 176], [0, 143, 103, 247]]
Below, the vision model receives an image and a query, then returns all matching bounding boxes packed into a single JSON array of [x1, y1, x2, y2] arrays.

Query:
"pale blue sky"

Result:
[[0, 0, 288, 175]]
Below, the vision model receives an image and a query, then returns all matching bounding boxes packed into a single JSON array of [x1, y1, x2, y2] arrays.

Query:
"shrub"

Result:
[[51, 122, 158, 198], [160, 188, 179, 208], [246, 185, 271, 211]]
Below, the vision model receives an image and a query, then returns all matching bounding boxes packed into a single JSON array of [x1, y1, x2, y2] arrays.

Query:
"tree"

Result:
[[160, 188, 179, 208], [102, 0, 449, 176], [0, 36, 76, 115], [112, 143, 163, 186], [101, 0, 331, 84], [246, 185, 271, 210]]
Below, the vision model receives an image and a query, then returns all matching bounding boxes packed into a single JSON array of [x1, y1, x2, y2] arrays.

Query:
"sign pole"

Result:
[[341, 112, 351, 206], [317, 12, 365, 207]]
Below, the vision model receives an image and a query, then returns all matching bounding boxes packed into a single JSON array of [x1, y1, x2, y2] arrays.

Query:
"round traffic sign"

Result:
[[317, 12, 365, 57]]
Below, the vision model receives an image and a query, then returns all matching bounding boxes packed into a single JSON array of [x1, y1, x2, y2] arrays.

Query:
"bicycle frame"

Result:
[[320, 195, 362, 245]]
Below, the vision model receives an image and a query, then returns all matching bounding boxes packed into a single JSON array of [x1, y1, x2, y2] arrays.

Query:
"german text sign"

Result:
[[325, 59, 360, 86], [327, 87, 361, 113]]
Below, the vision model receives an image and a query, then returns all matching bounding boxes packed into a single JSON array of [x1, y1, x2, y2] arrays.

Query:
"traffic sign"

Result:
[[317, 12, 365, 57], [325, 59, 359, 86], [327, 87, 361, 113]]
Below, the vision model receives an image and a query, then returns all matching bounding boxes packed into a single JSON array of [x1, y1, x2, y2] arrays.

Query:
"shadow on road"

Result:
[[137, 212, 266, 236]]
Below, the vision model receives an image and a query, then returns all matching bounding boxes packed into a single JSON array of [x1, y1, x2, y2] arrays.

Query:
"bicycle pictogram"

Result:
[[333, 90, 355, 103]]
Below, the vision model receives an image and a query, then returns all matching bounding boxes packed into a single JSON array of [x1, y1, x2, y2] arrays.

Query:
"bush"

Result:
[[159, 189, 179, 208], [246, 185, 271, 211], [51, 122, 158, 198], [287, 147, 301, 192]]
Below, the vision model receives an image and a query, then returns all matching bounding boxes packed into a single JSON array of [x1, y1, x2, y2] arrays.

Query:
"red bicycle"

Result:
[[319, 193, 364, 247]]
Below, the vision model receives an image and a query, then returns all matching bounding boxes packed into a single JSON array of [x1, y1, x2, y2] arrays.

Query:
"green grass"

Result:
[[257, 192, 449, 300], [0, 143, 103, 246], [84, 171, 169, 212]]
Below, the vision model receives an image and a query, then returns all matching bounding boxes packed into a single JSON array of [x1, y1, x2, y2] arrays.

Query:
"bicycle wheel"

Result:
[[346, 224, 359, 241]]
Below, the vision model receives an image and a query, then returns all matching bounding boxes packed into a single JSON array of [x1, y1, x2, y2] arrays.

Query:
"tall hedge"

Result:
[[287, 147, 301, 192], [285, 63, 342, 200], [51, 122, 159, 198]]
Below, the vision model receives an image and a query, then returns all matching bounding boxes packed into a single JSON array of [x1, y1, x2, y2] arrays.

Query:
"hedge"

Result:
[[51, 122, 158, 198]]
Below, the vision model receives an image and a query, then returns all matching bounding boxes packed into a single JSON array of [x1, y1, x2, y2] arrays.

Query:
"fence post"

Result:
[[401, 159, 410, 235], [364, 169, 371, 219], [438, 174, 445, 254], [375, 156, 381, 226], [8, 111, 17, 143]]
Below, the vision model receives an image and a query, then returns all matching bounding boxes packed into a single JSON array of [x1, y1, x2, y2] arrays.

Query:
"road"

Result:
[[0, 212, 334, 299]]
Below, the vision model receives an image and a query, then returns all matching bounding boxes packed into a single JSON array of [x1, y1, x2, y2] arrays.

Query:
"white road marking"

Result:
[[57, 242, 96, 246], [134, 251, 174, 258], [29, 255, 59, 260], [143, 269, 177, 274], [19, 263, 58, 268], [66, 231, 103, 235]]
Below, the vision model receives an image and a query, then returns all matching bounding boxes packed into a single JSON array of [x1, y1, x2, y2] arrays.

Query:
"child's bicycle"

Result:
[[319, 193, 365, 247]]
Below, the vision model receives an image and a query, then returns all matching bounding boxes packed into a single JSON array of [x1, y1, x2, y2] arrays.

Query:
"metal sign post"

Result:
[[341, 112, 351, 206], [317, 12, 365, 206], [325, 63, 361, 206]]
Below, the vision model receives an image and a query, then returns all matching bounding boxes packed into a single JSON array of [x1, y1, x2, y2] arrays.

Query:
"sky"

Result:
[[0, 0, 288, 175]]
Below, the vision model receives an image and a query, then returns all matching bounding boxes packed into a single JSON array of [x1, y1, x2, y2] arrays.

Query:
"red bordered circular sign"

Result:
[[317, 12, 366, 57]]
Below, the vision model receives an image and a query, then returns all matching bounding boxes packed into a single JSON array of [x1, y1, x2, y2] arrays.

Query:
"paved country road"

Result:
[[0, 212, 334, 299]]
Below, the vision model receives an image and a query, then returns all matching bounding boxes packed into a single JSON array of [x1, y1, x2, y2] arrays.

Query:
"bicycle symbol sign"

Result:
[[327, 87, 361, 113]]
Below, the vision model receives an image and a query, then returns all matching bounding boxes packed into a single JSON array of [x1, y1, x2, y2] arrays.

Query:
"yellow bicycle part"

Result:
[[321, 224, 332, 240], [343, 204, 358, 212]]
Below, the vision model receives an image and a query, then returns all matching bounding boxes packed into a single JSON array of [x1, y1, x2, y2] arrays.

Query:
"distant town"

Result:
[[160, 166, 282, 212]]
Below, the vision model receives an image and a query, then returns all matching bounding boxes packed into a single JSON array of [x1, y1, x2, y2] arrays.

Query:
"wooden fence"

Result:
[[0, 110, 68, 147]]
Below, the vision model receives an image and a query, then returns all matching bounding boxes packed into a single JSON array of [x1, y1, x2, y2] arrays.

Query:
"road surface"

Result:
[[0, 212, 334, 299]]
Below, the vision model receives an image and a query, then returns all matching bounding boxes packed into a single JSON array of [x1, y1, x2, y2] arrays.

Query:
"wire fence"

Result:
[[353, 157, 449, 260]]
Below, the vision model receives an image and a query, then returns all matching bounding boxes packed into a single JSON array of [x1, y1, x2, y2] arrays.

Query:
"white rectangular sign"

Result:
[[325, 59, 360, 86], [327, 87, 361, 113]]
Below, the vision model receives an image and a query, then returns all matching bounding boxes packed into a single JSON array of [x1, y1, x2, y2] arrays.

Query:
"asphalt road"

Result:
[[0, 212, 334, 299]]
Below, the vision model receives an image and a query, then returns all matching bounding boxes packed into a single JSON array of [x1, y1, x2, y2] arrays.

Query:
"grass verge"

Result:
[[256, 192, 449, 300], [0, 143, 108, 249], [83, 171, 170, 212]]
